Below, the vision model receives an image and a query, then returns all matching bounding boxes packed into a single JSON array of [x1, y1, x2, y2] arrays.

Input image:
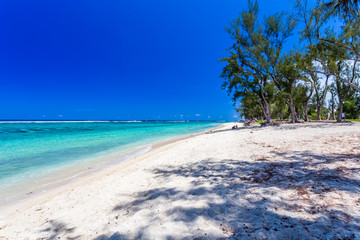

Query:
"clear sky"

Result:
[[0, 0, 297, 121]]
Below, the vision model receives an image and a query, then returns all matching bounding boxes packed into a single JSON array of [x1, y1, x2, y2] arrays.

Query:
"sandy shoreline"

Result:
[[0, 123, 223, 207], [0, 123, 225, 206], [1, 122, 359, 239]]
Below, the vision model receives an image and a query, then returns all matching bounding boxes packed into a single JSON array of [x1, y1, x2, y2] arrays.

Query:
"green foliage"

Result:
[[255, 120, 266, 124], [343, 100, 358, 118], [322, 0, 359, 23], [276, 52, 306, 122], [308, 112, 318, 120], [307, 109, 330, 120], [293, 84, 308, 117], [298, 0, 360, 92], [343, 93, 360, 118], [271, 95, 288, 120], [220, 0, 296, 123], [220, 0, 360, 122], [235, 92, 264, 119]]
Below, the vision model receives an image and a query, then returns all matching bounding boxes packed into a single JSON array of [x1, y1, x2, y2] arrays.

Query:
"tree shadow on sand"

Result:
[[263, 121, 357, 131], [101, 151, 360, 240], [38, 219, 80, 240]]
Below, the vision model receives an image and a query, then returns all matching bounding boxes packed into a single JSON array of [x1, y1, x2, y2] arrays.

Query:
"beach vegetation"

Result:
[[220, 0, 296, 124], [343, 93, 360, 118], [222, 0, 360, 123], [255, 119, 266, 124], [235, 92, 265, 121], [328, 82, 338, 120], [276, 51, 308, 123], [333, 60, 359, 121], [270, 92, 289, 121], [297, 0, 360, 92], [295, 80, 314, 122], [310, 72, 330, 120]]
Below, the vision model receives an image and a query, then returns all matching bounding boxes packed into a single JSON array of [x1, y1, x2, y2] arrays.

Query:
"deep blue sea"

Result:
[[0, 121, 220, 204]]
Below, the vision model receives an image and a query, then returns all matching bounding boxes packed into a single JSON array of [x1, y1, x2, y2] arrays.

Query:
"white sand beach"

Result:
[[0, 122, 360, 239]]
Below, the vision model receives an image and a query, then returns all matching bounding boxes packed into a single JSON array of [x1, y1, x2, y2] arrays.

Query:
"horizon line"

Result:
[[0, 119, 229, 122]]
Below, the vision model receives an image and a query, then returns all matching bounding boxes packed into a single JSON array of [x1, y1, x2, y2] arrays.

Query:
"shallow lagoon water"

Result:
[[0, 121, 220, 204]]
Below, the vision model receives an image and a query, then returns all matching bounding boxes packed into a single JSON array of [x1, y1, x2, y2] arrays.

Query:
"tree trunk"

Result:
[[328, 90, 336, 120], [304, 102, 309, 122], [261, 102, 272, 124], [317, 105, 321, 120], [286, 97, 298, 123], [329, 90, 336, 120], [265, 111, 271, 123], [289, 104, 298, 123], [303, 84, 313, 122], [337, 101, 343, 123]]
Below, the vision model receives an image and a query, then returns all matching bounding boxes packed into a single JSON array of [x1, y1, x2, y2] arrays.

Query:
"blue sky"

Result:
[[0, 0, 297, 121]]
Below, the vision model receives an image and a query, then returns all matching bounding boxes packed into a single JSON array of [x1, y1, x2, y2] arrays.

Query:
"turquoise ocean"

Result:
[[0, 121, 221, 205]]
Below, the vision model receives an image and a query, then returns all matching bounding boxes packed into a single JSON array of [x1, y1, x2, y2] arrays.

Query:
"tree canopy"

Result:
[[221, 0, 360, 122]]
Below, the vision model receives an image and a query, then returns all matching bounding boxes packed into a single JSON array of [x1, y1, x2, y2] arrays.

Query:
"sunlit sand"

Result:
[[1, 122, 359, 239]]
